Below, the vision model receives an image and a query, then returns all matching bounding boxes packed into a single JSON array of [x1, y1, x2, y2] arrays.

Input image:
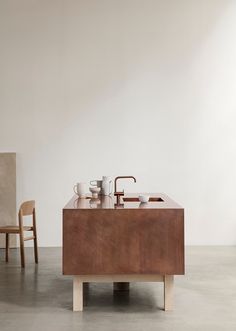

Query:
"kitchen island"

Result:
[[63, 193, 184, 311]]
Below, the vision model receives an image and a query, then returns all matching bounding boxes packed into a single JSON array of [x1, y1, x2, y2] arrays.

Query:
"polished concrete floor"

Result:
[[0, 246, 236, 331]]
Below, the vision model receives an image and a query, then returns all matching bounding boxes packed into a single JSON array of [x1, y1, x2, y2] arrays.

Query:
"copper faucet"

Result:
[[114, 176, 137, 205]]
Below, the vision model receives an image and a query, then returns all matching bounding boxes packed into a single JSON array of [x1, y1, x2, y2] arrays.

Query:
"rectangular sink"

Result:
[[123, 197, 164, 202]]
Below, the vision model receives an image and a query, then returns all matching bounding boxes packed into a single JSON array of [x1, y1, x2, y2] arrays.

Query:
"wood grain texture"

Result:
[[63, 194, 184, 276]]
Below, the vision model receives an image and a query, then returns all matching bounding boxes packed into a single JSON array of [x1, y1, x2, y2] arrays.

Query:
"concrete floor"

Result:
[[0, 247, 236, 331]]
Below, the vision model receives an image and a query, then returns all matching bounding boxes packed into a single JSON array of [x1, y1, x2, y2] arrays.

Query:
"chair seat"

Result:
[[0, 225, 33, 233]]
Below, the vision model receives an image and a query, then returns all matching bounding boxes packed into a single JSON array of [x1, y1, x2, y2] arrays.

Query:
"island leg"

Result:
[[113, 282, 130, 291], [164, 275, 174, 311], [73, 276, 83, 311]]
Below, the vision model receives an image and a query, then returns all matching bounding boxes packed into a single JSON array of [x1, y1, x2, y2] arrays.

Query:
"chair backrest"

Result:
[[19, 200, 35, 216]]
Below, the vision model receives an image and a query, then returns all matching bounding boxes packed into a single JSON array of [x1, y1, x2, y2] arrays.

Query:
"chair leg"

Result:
[[19, 231, 25, 268], [5, 233, 9, 262], [32, 209, 38, 264], [33, 232, 38, 264]]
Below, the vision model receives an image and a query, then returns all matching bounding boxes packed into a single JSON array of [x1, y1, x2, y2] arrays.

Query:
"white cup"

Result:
[[90, 180, 102, 189], [73, 182, 86, 198]]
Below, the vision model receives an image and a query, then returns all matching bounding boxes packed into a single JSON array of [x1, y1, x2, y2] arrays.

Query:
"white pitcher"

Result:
[[102, 176, 113, 196]]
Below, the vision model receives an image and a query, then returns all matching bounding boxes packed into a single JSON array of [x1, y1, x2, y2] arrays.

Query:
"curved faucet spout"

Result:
[[114, 176, 136, 193], [114, 176, 137, 206]]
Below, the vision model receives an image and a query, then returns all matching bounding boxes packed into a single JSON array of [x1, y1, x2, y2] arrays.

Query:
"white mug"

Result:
[[90, 180, 102, 189], [73, 182, 86, 198]]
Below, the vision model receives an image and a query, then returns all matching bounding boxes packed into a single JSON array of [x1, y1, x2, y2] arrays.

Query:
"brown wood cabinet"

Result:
[[63, 193, 184, 311]]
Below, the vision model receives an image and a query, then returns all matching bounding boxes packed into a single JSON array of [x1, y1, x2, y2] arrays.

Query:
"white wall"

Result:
[[1, 0, 236, 246]]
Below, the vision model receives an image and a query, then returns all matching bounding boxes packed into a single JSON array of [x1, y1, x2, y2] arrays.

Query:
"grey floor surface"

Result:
[[0, 246, 236, 331]]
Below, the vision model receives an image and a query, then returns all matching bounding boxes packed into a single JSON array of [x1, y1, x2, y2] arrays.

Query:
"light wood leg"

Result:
[[33, 233, 38, 264], [73, 276, 83, 311], [33, 210, 38, 264], [19, 231, 25, 268], [164, 275, 174, 311]]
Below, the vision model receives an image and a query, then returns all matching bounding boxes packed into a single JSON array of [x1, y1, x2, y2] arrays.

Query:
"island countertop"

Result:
[[63, 193, 183, 210]]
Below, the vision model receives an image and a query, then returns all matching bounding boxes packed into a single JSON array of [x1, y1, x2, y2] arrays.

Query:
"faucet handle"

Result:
[[114, 190, 124, 197]]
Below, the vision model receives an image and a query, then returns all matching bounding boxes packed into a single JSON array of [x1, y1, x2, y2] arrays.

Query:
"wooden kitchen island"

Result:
[[63, 193, 184, 311]]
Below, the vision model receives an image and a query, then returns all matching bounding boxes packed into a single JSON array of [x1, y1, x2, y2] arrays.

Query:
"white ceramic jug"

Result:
[[102, 176, 113, 196]]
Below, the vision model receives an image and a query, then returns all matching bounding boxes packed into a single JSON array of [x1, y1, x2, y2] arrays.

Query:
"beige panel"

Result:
[[0, 153, 16, 248]]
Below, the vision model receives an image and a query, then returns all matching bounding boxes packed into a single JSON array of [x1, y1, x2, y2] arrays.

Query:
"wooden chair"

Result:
[[0, 200, 38, 268]]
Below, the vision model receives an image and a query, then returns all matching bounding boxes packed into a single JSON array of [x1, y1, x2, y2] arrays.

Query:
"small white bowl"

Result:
[[89, 187, 101, 198], [89, 187, 101, 194], [139, 195, 150, 203]]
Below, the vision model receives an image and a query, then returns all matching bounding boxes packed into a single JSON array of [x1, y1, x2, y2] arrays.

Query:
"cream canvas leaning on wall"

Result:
[[0, 153, 16, 248]]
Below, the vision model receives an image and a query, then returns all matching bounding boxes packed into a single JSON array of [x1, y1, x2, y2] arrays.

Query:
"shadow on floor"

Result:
[[0, 248, 163, 313]]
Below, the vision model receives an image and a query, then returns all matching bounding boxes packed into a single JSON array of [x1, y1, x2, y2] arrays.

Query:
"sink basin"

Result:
[[122, 197, 164, 202]]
